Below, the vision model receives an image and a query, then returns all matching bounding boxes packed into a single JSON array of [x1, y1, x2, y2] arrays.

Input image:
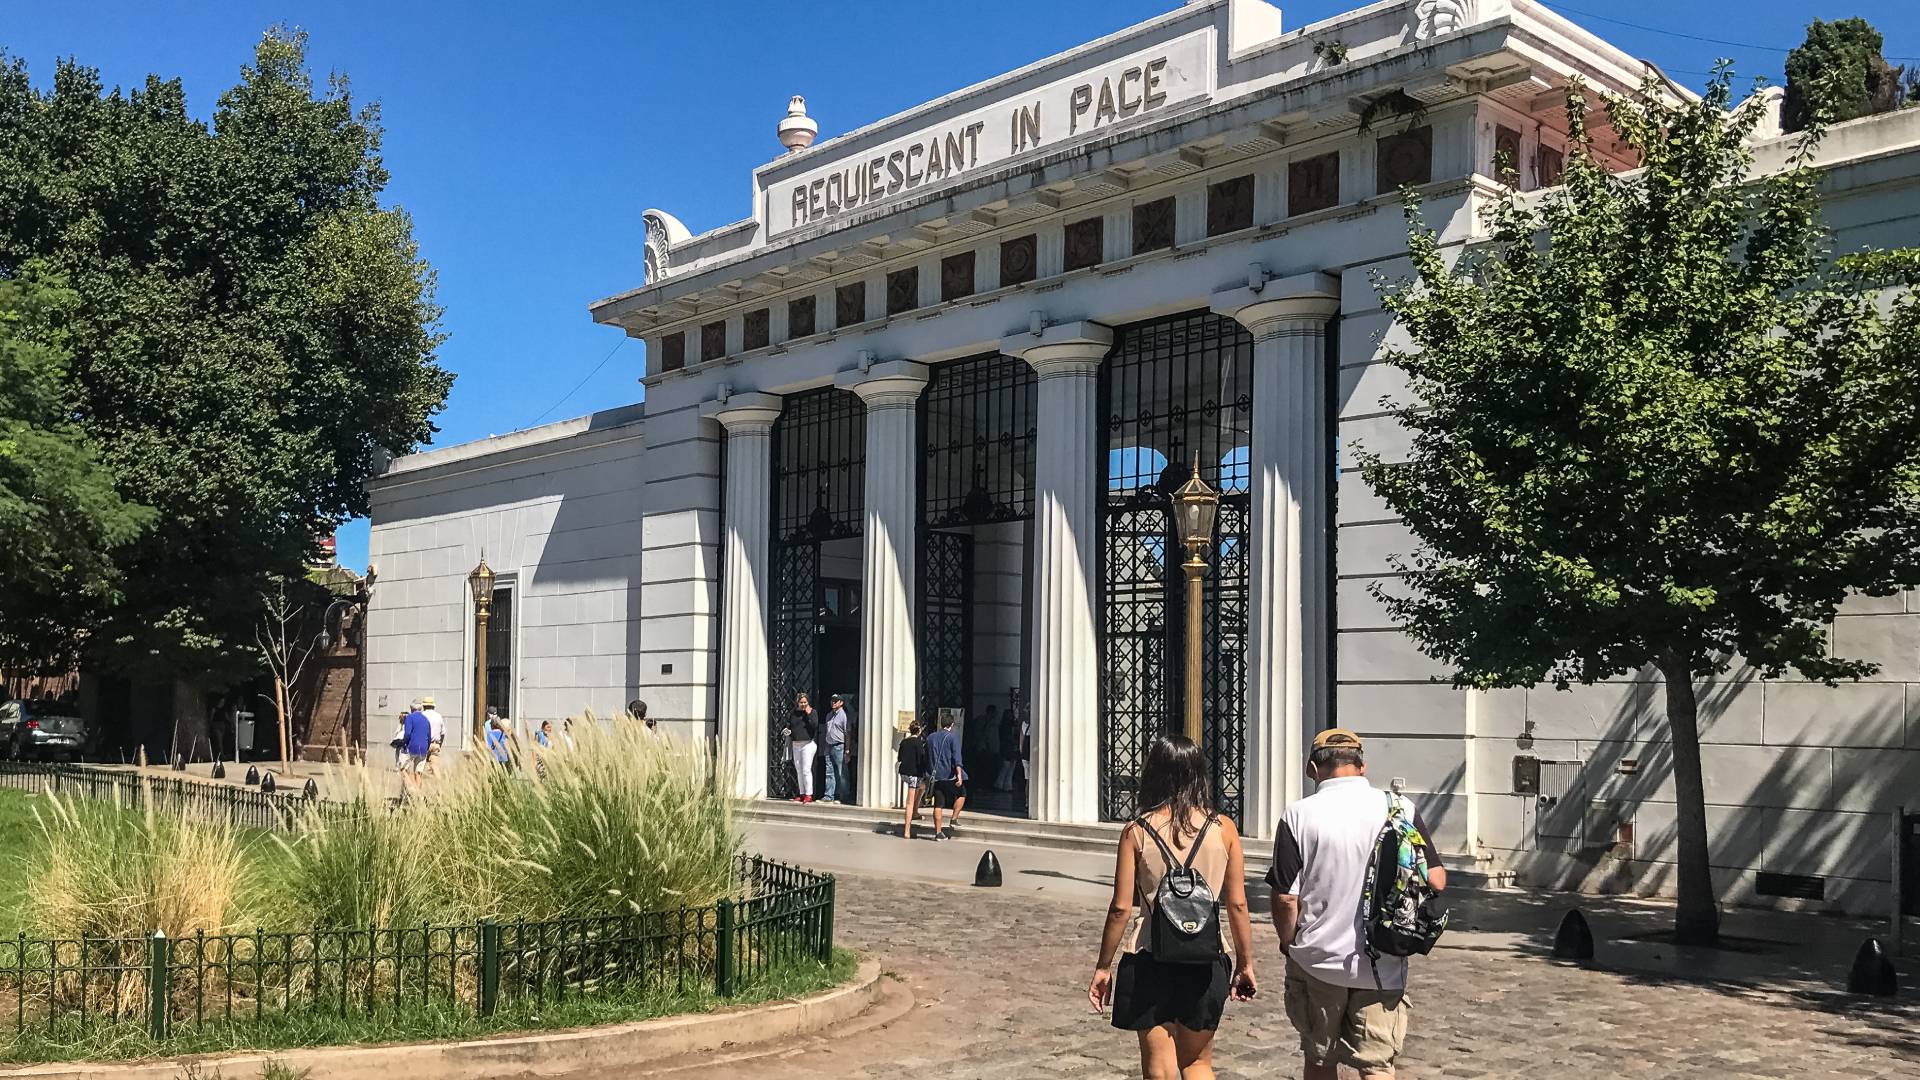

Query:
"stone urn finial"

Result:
[[777, 95, 818, 153]]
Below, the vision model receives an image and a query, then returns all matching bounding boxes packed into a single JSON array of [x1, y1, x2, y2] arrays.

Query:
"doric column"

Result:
[[1213, 273, 1341, 836], [1001, 320, 1112, 824], [835, 361, 929, 807], [701, 392, 783, 799]]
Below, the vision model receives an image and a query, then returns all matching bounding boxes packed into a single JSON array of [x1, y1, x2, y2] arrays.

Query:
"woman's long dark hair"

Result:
[[1136, 734, 1212, 843]]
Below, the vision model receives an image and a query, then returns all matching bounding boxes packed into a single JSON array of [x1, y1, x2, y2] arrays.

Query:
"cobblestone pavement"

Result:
[[635, 873, 1918, 1080]]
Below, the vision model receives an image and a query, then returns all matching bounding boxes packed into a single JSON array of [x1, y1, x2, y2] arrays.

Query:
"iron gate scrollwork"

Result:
[[767, 387, 865, 799], [1098, 311, 1252, 825]]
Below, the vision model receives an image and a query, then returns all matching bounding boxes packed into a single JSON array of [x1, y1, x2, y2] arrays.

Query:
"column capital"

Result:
[[1001, 319, 1113, 378], [1212, 271, 1341, 339], [835, 359, 929, 409], [701, 391, 783, 434]]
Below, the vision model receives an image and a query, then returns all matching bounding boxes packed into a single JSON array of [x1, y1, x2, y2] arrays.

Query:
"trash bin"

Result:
[[236, 716, 257, 753]]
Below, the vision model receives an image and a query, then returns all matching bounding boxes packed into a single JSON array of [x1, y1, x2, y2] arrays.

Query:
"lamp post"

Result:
[[1170, 459, 1220, 746], [468, 556, 495, 748]]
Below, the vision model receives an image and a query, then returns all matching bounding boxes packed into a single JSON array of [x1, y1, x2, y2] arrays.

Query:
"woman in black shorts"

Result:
[[1087, 734, 1255, 1079]]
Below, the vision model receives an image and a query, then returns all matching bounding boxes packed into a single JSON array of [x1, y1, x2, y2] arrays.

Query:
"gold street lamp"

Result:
[[1170, 458, 1219, 746], [468, 556, 495, 747]]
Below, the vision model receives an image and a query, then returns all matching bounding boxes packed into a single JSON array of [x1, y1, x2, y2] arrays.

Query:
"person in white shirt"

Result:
[[420, 695, 445, 774], [1267, 729, 1446, 1080]]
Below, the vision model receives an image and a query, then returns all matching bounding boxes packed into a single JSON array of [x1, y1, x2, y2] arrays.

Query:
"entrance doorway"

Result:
[[1098, 311, 1253, 825], [767, 388, 866, 801], [917, 353, 1036, 817]]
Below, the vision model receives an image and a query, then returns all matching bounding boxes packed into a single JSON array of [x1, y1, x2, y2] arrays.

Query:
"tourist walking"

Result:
[[421, 695, 445, 775], [821, 693, 851, 803], [1268, 729, 1447, 1080], [783, 692, 819, 803], [485, 709, 513, 769], [628, 699, 660, 738], [400, 701, 432, 791], [926, 714, 966, 838], [1089, 734, 1255, 1080], [895, 720, 931, 840]]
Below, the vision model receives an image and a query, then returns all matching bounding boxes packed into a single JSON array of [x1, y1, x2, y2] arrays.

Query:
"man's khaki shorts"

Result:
[[1283, 960, 1409, 1072]]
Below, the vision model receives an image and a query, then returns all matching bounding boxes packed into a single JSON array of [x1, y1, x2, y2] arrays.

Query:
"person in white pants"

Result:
[[783, 692, 821, 803]]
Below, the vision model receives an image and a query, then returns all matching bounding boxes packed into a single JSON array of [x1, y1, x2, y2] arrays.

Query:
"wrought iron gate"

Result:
[[767, 388, 865, 799], [917, 530, 972, 719], [1097, 311, 1252, 824], [916, 352, 1038, 727]]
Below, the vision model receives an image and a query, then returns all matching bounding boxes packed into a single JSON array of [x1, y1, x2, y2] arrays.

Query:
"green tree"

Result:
[[1782, 17, 1905, 133], [0, 29, 451, 686], [0, 268, 154, 669], [1362, 71, 1920, 944]]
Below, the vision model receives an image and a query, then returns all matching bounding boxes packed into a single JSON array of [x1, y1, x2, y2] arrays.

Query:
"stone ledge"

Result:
[[0, 958, 881, 1080]]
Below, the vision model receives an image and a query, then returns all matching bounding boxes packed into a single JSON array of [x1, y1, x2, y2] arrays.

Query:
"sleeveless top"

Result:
[[1122, 810, 1232, 956]]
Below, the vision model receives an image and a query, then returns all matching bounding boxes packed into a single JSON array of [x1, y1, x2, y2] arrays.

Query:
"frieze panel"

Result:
[[1288, 152, 1340, 217], [1000, 234, 1038, 287]]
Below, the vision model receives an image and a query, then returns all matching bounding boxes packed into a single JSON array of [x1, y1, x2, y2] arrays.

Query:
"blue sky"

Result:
[[7, 1, 1917, 571]]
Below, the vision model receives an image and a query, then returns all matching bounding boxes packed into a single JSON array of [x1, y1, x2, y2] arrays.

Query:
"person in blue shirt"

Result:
[[485, 709, 513, 768], [926, 715, 967, 840], [401, 702, 432, 790]]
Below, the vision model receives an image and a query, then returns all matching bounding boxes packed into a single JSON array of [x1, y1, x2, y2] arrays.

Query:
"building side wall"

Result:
[[1341, 128, 1920, 916], [365, 423, 647, 750]]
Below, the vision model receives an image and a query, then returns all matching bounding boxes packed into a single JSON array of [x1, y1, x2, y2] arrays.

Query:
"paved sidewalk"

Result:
[[618, 823, 1920, 1079]]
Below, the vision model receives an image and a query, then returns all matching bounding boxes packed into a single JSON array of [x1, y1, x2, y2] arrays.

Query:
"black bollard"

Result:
[[244, 765, 259, 786], [1551, 908, 1595, 961], [171, 753, 186, 772], [260, 771, 276, 795], [974, 850, 1003, 888], [303, 777, 319, 801], [1846, 938, 1898, 997], [211, 760, 226, 780]]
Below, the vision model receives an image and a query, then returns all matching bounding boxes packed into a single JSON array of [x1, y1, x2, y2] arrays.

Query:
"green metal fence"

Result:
[[0, 762, 324, 833], [0, 856, 834, 1045]]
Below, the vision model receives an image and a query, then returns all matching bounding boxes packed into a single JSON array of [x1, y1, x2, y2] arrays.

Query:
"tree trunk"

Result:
[[1658, 652, 1720, 946], [274, 675, 290, 773]]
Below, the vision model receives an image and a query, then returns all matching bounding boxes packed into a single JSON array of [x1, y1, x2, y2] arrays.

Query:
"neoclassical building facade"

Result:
[[366, 0, 1920, 914]]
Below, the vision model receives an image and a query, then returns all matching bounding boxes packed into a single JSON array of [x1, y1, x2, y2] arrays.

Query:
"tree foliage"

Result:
[[0, 29, 452, 682], [1782, 17, 1907, 133], [1362, 70, 1920, 942], [0, 268, 153, 668]]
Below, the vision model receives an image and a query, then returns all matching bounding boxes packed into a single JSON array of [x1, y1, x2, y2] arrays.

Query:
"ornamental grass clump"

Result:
[[30, 789, 256, 942], [435, 718, 745, 921], [268, 767, 446, 931]]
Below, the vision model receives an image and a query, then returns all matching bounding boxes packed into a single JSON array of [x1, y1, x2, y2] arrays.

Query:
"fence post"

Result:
[[819, 875, 835, 965], [479, 919, 500, 1018], [715, 899, 735, 998], [147, 930, 169, 1041]]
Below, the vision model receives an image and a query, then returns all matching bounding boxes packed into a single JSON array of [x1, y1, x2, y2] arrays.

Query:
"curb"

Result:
[[0, 958, 882, 1080]]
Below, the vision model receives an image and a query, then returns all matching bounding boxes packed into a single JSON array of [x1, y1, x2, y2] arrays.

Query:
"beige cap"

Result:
[[1312, 728, 1363, 752]]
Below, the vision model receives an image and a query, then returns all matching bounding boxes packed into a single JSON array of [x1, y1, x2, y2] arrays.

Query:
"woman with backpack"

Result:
[[1088, 734, 1256, 1080], [895, 719, 931, 840]]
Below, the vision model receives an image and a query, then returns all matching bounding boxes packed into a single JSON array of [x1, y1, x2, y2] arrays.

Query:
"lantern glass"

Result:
[[1170, 462, 1220, 547], [467, 558, 495, 605]]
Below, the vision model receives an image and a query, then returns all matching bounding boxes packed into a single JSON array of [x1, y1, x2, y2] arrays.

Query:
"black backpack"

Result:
[[1361, 792, 1449, 963], [1136, 816, 1223, 965]]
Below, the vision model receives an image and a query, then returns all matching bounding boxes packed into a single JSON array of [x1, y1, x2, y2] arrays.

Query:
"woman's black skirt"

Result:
[[1109, 950, 1231, 1032]]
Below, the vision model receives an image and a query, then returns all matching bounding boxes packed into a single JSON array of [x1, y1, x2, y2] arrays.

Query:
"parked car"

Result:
[[0, 699, 87, 761]]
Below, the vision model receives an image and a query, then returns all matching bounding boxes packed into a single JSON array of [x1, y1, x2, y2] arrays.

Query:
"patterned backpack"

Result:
[[1360, 792, 1449, 966]]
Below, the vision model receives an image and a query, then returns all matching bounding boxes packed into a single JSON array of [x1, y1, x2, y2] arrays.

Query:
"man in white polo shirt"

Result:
[[1267, 728, 1447, 1080]]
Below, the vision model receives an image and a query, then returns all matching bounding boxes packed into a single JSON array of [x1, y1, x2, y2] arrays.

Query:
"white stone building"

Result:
[[367, 0, 1920, 914]]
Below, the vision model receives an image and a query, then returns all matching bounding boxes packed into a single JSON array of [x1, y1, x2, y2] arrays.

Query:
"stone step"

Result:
[[739, 799, 1514, 888]]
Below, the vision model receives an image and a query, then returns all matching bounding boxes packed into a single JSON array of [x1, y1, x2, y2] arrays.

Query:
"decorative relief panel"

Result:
[[1064, 217, 1104, 272], [836, 281, 867, 328], [940, 251, 976, 302], [743, 308, 771, 351], [700, 320, 726, 363], [788, 295, 817, 339], [1494, 124, 1522, 185], [1132, 197, 1175, 255], [886, 267, 919, 316], [1375, 125, 1433, 194], [1000, 234, 1038, 287], [1288, 152, 1340, 217], [1536, 144, 1566, 188], [660, 332, 685, 372], [1206, 175, 1255, 236]]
